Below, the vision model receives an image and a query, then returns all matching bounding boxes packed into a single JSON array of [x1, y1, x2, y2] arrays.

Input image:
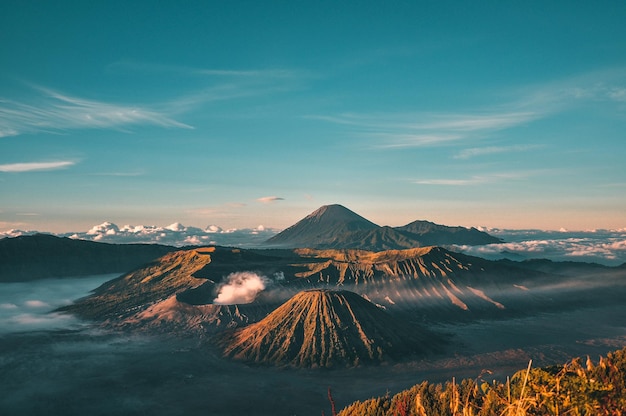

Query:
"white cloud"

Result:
[[0, 161, 76, 172], [165, 222, 186, 232], [257, 196, 285, 204], [87, 222, 120, 236], [205, 225, 223, 233], [0, 228, 35, 238], [67, 221, 279, 247], [213, 272, 267, 305]]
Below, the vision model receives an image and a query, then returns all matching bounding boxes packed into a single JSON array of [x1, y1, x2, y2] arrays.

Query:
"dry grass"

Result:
[[338, 347, 626, 415]]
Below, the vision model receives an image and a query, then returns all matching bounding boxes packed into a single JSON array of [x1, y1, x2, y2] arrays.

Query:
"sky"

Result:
[[1, 1, 625, 234]]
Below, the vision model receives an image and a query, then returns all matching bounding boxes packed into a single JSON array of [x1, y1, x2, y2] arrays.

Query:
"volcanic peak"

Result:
[[304, 204, 378, 227], [265, 204, 500, 250], [220, 289, 438, 368]]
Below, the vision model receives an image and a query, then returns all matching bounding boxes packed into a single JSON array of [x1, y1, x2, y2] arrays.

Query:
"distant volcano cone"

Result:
[[219, 289, 440, 368], [265, 204, 379, 248], [264, 203, 500, 250]]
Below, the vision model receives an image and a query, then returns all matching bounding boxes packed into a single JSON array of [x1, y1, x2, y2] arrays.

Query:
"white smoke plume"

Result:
[[213, 272, 268, 305]]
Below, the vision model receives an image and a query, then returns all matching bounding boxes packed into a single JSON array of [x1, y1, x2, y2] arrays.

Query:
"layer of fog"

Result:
[[2, 273, 626, 415], [0, 274, 118, 334], [255, 268, 626, 318], [2, 302, 626, 415], [456, 229, 626, 266]]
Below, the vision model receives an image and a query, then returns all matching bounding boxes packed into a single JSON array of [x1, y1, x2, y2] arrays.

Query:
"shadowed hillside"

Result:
[[0, 234, 175, 282]]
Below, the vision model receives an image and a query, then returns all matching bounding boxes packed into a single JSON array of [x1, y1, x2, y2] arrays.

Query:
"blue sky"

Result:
[[1, 1, 625, 233]]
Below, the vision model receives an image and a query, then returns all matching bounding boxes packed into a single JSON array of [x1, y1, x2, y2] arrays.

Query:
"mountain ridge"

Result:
[[0, 233, 176, 282], [266, 204, 501, 250], [62, 244, 557, 330]]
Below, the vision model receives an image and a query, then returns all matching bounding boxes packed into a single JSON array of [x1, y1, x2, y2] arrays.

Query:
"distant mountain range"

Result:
[[0, 205, 502, 282], [3, 205, 624, 265], [265, 204, 501, 250]]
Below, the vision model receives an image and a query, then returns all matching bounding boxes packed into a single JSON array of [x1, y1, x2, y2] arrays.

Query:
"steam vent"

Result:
[[219, 289, 440, 368]]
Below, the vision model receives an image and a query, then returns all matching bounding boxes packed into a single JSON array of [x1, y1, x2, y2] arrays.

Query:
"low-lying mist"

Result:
[[0, 274, 118, 334], [2, 270, 626, 415]]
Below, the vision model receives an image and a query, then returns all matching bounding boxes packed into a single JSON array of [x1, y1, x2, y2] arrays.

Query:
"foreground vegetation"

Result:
[[337, 347, 626, 415]]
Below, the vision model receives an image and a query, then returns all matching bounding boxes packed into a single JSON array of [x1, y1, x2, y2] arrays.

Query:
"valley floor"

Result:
[[2, 303, 626, 416]]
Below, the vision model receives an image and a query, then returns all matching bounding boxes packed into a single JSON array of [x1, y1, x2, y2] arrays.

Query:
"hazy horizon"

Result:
[[2, 218, 625, 266]]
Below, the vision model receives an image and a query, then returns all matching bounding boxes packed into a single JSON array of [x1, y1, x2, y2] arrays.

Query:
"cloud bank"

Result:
[[80, 221, 278, 247], [454, 229, 626, 266], [0, 221, 279, 248]]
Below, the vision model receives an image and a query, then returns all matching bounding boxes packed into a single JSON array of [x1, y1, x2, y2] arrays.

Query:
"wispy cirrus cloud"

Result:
[[0, 86, 191, 138], [453, 144, 544, 160], [414, 171, 537, 186], [310, 111, 539, 149], [0, 160, 76, 172], [313, 67, 626, 150], [107, 61, 313, 115], [108, 60, 306, 80], [507, 67, 626, 113]]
